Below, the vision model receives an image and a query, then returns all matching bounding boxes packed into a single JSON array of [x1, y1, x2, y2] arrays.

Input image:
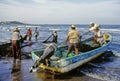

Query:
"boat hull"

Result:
[[31, 34, 112, 73]]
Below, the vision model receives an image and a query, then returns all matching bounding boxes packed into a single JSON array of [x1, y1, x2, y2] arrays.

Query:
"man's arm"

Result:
[[83, 30, 90, 35]]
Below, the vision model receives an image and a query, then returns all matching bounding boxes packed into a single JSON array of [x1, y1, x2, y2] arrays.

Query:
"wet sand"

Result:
[[0, 57, 102, 81]]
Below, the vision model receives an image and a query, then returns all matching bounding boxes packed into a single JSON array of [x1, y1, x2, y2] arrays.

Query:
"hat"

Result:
[[94, 24, 100, 30], [90, 22, 94, 25], [13, 27, 19, 32], [95, 24, 100, 28], [70, 25, 76, 29]]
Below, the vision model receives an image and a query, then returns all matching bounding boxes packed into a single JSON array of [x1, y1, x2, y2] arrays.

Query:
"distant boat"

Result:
[[31, 33, 112, 73]]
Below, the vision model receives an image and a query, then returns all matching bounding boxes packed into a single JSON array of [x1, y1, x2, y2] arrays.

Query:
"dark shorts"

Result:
[[67, 43, 79, 54], [12, 40, 21, 59]]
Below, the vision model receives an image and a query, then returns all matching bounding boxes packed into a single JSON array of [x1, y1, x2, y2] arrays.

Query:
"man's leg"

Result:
[[67, 43, 73, 56], [74, 43, 79, 55]]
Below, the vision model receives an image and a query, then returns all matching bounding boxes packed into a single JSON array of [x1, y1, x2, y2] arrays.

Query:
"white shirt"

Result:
[[12, 32, 20, 40], [89, 24, 101, 37], [95, 30, 101, 37], [89, 24, 97, 31]]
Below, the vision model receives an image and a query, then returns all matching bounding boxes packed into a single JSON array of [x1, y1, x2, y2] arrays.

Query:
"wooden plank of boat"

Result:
[[31, 33, 112, 73]]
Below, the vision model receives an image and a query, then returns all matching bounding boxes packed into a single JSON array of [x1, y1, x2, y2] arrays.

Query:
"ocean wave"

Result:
[[101, 29, 120, 33], [112, 51, 120, 57], [80, 68, 120, 81], [49, 28, 60, 31], [109, 43, 120, 53]]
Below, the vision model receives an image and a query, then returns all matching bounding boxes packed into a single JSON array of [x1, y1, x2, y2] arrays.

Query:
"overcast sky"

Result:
[[0, 0, 120, 24]]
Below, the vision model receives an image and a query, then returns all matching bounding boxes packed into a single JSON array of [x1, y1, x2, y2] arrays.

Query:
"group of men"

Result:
[[30, 22, 105, 70], [65, 22, 103, 56], [11, 22, 103, 61], [11, 27, 39, 60], [11, 27, 58, 60]]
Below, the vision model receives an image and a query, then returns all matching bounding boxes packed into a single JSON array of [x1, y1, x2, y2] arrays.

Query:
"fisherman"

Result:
[[42, 30, 57, 43], [30, 43, 57, 72], [52, 30, 58, 43], [94, 24, 103, 46], [84, 22, 103, 45], [34, 27, 39, 41], [11, 27, 21, 60], [65, 25, 81, 56], [26, 28, 32, 41]]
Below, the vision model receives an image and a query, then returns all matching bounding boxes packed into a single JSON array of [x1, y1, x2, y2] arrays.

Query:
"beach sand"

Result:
[[0, 57, 102, 81], [0, 41, 101, 81]]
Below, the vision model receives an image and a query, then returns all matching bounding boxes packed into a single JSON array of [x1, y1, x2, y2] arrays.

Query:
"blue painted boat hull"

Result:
[[31, 34, 112, 73]]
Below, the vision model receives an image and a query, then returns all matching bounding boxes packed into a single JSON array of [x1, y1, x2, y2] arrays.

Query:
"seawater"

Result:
[[0, 24, 120, 81]]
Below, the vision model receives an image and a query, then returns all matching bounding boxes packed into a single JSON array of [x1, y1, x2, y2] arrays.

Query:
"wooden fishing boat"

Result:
[[31, 33, 112, 73]]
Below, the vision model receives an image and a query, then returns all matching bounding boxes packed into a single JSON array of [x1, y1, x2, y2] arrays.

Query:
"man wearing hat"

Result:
[[65, 25, 81, 55], [87, 22, 97, 33], [84, 22, 102, 45], [11, 27, 21, 60], [84, 22, 100, 34]]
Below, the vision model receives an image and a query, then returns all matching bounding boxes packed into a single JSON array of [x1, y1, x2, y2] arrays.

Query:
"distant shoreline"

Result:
[[0, 21, 26, 25], [0, 21, 120, 25]]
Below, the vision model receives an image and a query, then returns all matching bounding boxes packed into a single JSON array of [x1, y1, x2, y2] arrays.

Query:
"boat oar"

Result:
[[42, 34, 52, 43]]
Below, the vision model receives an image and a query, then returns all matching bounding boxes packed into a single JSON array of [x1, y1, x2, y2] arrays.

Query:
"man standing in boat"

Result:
[[65, 25, 81, 56], [84, 22, 102, 45]]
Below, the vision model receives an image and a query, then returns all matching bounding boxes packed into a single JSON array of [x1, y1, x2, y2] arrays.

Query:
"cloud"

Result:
[[0, 0, 120, 24]]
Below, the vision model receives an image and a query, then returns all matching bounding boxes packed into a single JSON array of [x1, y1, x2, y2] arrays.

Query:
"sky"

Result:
[[0, 0, 120, 24]]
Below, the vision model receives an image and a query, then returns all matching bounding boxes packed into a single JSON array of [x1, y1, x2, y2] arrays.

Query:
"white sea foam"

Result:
[[25, 25, 40, 28], [81, 68, 120, 81], [112, 51, 120, 57], [75, 28, 120, 34], [49, 28, 60, 31], [101, 29, 120, 33]]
